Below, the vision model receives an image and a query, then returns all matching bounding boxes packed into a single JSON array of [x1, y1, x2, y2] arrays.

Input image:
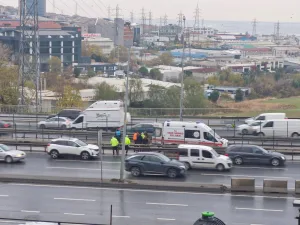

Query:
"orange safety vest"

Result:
[[133, 133, 138, 141]]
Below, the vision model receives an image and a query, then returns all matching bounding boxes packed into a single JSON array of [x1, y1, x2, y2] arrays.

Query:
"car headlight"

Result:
[[281, 156, 285, 160], [180, 166, 186, 169], [16, 154, 22, 157]]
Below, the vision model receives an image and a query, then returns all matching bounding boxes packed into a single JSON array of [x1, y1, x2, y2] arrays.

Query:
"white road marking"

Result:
[[112, 215, 130, 218], [21, 210, 40, 213], [53, 160, 121, 164], [7, 183, 296, 200], [54, 197, 96, 202], [201, 173, 292, 179], [157, 218, 176, 221], [146, 202, 188, 207], [0, 220, 21, 224], [64, 213, 85, 216], [0, 195, 9, 197], [235, 207, 283, 212], [47, 166, 119, 171], [234, 166, 287, 170]]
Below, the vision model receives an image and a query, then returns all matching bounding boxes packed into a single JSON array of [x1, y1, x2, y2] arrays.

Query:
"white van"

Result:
[[152, 121, 228, 147], [166, 144, 232, 171], [88, 100, 124, 109], [245, 113, 286, 124], [254, 119, 300, 138]]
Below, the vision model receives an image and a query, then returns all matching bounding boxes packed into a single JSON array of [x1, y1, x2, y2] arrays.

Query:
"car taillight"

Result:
[[47, 143, 50, 147], [3, 124, 9, 128], [224, 153, 229, 157]]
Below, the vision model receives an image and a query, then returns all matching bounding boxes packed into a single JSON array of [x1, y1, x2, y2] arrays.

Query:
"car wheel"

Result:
[[81, 151, 90, 160], [292, 133, 299, 138], [184, 162, 191, 170], [39, 124, 46, 129], [234, 157, 243, 165], [271, 158, 280, 167], [50, 150, 59, 159], [5, 156, 13, 163], [167, 168, 178, 178], [216, 164, 225, 171], [61, 125, 67, 130], [258, 132, 265, 137], [242, 129, 248, 135], [130, 166, 141, 177]]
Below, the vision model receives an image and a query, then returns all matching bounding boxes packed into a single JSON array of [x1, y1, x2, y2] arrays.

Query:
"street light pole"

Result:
[[179, 15, 186, 121]]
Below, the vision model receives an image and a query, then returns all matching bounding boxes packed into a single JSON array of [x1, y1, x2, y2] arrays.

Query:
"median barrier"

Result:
[[263, 179, 288, 193], [295, 181, 300, 194], [231, 178, 255, 192]]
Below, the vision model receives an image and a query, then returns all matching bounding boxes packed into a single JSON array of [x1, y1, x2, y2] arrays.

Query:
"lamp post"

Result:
[[179, 15, 186, 121]]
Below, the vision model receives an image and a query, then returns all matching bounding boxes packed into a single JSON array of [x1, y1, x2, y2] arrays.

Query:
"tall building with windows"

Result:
[[19, 0, 46, 17]]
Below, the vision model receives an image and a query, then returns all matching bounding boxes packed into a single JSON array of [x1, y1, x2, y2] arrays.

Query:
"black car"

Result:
[[225, 145, 286, 167], [127, 123, 155, 134], [125, 152, 186, 178], [47, 109, 81, 120]]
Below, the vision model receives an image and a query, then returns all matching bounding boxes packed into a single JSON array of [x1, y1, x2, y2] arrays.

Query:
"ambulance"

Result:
[[152, 121, 228, 147]]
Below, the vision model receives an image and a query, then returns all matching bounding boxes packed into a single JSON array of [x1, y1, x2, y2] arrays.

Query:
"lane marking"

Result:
[[47, 166, 119, 171], [234, 166, 287, 170], [157, 218, 176, 221], [21, 210, 40, 213], [112, 215, 130, 218], [7, 183, 296, 200], [52, 160, 121, 164], [146, 202, 188, 207], [54, 197, 96, 202], [201, 173, 292, 179], [235, 207, 283, 212], [0, 195, 9, 197], [64, 213, 85, 216]]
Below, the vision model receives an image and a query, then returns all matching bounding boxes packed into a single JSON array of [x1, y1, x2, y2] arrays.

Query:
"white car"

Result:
[[0, 144, 26, 163], [237, 121, 263, 135], [46, 138, 99, 160]]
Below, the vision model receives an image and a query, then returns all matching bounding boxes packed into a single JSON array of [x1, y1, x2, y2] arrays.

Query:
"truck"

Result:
[[152, 121, 228, 147]]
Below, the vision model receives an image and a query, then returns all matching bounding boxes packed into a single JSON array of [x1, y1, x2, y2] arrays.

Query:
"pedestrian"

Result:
[[110, 136, 119, 155], [143, 131, 149, 144], [115, 128, 121, 142], [137, 132, 143, 145], [133, 132, 138, 144], [125, 135, 131, 155], [141, 132, 145, 144]]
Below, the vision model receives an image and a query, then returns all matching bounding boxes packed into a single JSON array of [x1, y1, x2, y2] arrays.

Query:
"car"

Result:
[[237, 121, 263, 135], [47, 109, 82, 120], [127, 123, 158, 134], [125, 152, 186, 178], [38, 117, 72, 129], [0, 121, 12, 128], [46, 138, 100, 160], [0, 144, 26, 163], [225, 144, 286, 167], [245, 113, 286, 124]]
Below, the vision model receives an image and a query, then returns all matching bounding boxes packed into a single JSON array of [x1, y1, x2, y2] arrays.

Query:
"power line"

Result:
[[252, 18, 257, 36]]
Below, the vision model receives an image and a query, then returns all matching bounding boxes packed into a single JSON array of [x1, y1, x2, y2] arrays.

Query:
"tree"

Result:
[[164, 86, 180, 108], [48, 56, 61, 74], [82, 42, 103, 57], [207, 75, 220, 86], [184, 78, 207, 108], [149, 68, 163, 80], [56, 85, 83, 108], [292, 74, 300, 88], [74, 68, 81, 78], [235, 88, 244, 102], [0, 65, 19, 105], [87, 68, 96, 78], [94, 82, 120, 100], [109, 46, 129, 63], [159, 52, 173, 65], [128, 77, 144, 105], [144, 84, 166, 108], [138, 66, 148, 76], [209, 90, 220, 103]]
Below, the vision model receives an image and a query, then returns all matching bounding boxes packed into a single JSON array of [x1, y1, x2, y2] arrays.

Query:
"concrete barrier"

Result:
[[231, 178, 255, 192], [263, 179, 288, 194], [295, 181, 300, 194]]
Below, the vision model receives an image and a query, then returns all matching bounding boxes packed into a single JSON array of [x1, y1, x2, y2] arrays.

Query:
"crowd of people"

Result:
[[110, 128, 150, 156]]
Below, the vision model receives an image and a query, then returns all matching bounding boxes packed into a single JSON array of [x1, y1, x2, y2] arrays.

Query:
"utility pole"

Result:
[[178, 12, 183, 34], [179, 15, 186, 121], [148, 11, 152, 34], [141, 8, 146, 36], [252, 18, 257, 37], [194, 3, 201, 43], [163, 14, 168, 26], [159, 16, 162, 37], [276, 21, 280, 40]]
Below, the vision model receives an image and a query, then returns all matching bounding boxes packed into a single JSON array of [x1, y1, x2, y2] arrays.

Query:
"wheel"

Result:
[[234, 157, 243, 165], [292, 133, 299, 138], [5, 156, 13, 163], [184, 162, 191, 170], [81, 151, 90, 160], [61, 124, 67, 129], [271, 158, 280, 167], [39, 124, 46, 129], [130, 166, 141, 177], [167, 168, 178, 178], [216, 164, 225, 171], [258, 132, 265, 137], [242, 129, 248, 135], [50, 150, 59, 159]]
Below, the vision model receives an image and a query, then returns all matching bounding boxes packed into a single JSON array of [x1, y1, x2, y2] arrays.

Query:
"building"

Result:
[[19, 0, 46, 17], [241, 48, 272, 58], [185, 68, 218, 82], [272, 46, 300, 57], [74, 62, 117, 75], [82, 34, 114, 55]]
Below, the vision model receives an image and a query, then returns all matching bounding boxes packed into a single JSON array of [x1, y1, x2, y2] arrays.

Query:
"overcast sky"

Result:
[[2, 0, 300, 22]]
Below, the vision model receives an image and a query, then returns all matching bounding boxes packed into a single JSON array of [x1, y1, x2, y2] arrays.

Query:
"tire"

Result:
[[292, 133, 299, 138], [234, 157, 243, 165], [271, 158, 280, 167], [258, 132, 265, 137], [81, 151, 90, 160], [5, 156, 13, 163], [39, 124, 46, 129], [61, 124, 67, 130], [184, 162, 191, 170], [242, 129, 248, 135], [50, 150, 59, 159], [130, 166, 141, 177], [167, 168, 178, 178], [216, 164, 225, 172]]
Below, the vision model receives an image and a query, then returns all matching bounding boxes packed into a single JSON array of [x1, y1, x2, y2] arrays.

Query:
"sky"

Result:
[[2, 0, 300, 23]]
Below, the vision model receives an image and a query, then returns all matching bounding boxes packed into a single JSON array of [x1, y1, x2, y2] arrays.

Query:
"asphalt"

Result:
[[2, 153, 300, 188], [0, 183, 297, 225]]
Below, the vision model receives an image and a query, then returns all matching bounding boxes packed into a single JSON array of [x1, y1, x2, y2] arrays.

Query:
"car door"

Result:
[[189, 149, 201, 168], [252, 146, 270, 164], [66, 141, 80, 155], [200, 149, 216, 168], [45, 118, 56, 128], [241, 146, 255, 163], [0, 147, 6, 160], [54, 140, 68, 154], [141, 155, 164, 174], [262, 121, 274, 136]]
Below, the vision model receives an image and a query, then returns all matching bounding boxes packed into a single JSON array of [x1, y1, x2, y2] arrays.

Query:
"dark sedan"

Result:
[[127, 123, 155, 134], [125, 152, 186, 178], [225, 145, 286, 167]]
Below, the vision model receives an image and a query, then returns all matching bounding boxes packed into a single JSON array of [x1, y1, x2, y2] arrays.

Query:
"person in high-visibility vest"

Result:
[[125, 135, 131, 155], [133, 132, 138, 144], [141, 132, 145, 143], [110, 136, 119, 155]]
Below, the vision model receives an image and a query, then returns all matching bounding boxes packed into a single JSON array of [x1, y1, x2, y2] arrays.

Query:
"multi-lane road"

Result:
[[2, 153, 300, 188]]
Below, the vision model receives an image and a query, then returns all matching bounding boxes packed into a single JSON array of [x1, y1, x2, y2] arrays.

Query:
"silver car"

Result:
[[237, 121, 263, 135], [38, 117, 71, 129], [0, 144, 26, 163]]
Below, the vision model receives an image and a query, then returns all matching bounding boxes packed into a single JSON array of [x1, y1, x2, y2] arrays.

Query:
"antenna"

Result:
[[178, 11, 183, 33], [252, 18, 257, 36]]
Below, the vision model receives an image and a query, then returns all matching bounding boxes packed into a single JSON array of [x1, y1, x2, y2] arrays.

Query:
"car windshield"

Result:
[[75, 140, 88, 146], [158, 154, 171, 162], [0, 144, 10, 151]]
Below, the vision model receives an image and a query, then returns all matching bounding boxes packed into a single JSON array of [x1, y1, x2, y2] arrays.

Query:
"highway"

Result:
[[0, 182, 297, 225], [2, 153, 300, 188]]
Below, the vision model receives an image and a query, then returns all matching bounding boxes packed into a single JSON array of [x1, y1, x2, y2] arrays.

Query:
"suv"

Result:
[[125, 152, 186, 178], [47, 109, 82, 120], [225, 144, 286, 167], [46, 138, 99, 160]]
